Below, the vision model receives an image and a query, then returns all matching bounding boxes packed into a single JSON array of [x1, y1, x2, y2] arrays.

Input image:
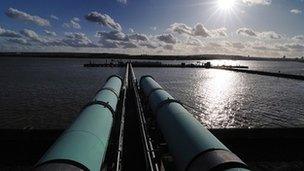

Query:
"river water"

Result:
[[0, 57, 303, 129]]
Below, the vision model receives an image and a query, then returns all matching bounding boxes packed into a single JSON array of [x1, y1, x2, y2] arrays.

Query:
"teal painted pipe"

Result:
[[36, 75, 122, 171], [140, 76, 249, 171]]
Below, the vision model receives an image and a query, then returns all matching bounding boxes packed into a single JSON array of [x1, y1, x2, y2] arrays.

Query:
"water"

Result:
[[0, 57, 123, 129], [0, 57, 303, 129]]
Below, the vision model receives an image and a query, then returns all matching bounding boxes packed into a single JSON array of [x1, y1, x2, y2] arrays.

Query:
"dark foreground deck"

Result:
[[0, 128, 304, 170]]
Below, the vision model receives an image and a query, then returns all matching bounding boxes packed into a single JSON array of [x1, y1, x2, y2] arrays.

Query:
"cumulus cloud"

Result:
[[170, 23, 193, 35], [284, 43, 304, 51], [129, 33, 149, 41], [237, 27, 281, 39], [163, 44, 174, 50], [157, 34, 177, 44], [97, 30, 128, 41], [117, 0, 127, 4], [7, 38, 30, 45], [85, 11, 122, 31], [97, 30, 150, 49], [231, 42, 245, 49], [242, 0, 271, 6], [5, 8, 50, 26], [62, 32, 97, 47], [169, 23, 226, 37], [259, 31, 281, 39], [290, 9, 302, 15], [44, 30, 57, 36], [63, 18, 81, 29], [209, 28, 227, 37], [237, 27, 257, 37], [292, 35, 304, 41], [186, 37, 203, 46], [0, 27, 21, 38], [50, 15, 59, 20], [193, 23, 210, 37], [129, 28, 134, 33], [72, 17, 80, 22], [20, 29, 46, 43]]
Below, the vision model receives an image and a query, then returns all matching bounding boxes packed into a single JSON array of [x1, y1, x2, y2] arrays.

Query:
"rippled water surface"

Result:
[[0, 57, 303, 129], [135, 67, 304, 128]]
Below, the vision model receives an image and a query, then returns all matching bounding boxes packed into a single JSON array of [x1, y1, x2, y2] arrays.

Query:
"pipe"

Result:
[[139, 76, 249, 171], [36, 75, 122, 171]]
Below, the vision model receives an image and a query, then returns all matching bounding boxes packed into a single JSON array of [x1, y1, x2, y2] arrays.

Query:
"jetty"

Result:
[[84, 61, 304, 81]]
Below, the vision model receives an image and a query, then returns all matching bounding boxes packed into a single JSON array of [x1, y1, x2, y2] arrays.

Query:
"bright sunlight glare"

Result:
[[217, 0, 236, 10]]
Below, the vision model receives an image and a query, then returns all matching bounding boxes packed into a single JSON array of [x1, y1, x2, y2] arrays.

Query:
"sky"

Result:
[[0, 0, 304, 58]]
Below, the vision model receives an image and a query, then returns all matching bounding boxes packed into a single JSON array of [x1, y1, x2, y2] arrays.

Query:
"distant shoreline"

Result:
[[0, 52, 303, 62]]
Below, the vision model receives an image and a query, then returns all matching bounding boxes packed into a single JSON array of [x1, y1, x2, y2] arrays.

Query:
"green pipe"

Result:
[[36, 75, 122, 171], [140, 76, 249, 171]]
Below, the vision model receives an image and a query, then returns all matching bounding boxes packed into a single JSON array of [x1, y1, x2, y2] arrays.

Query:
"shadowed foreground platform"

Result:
[[0, 128, 303, 170]]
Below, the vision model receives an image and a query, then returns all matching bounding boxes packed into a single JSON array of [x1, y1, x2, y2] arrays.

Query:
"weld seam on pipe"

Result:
[[147, 87, 164, 99], [154, 98, 183, 115], [82, 100, 115, 117], [96, 87, 119, 98]]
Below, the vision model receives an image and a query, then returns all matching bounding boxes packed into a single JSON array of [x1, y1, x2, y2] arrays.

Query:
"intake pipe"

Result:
[[140, 76, 249, 171], [36, 75, 122, 171]]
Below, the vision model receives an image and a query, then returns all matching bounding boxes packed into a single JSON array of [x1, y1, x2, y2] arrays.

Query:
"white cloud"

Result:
[[156, 34, 177, 44], [193, 23, 210, 37], [129, 28, 134, 33], [186, 37, 203, 46], [117, 0, 127, 4], [242, 0, 271, 6], [85, 11, 122, 31], [259, 31, 281, 39], [5, 8, 50, 27], [129, 33, 149, 41], [97, 30, 128, 41], [0, 27, 21, 38], [290, 9, 302, 15], [20, 29, 46, 43], [150, 26, 157, 31], [170, 23, 193, 35], [7, 38, 30, 45], [284, 43, 304, 51], [237, 27, 281, 39], [44, 30, 57, 36], [72, 17, 80, 22], [63, 18, 81, 29], [97, 30, 151, 49], [50, 15, 59, 20], [163, 44, 174, 50], [169, 23, 226, 37], [292, 35, 304, 41], [62, 32, 97, 47], [209, 27, 227, 37], [237, 27, 257, 37]]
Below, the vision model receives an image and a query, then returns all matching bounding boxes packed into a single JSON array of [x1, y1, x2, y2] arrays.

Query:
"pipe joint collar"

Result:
[[82, 100, 115, 118], [155, 98, 183, 115], [186, 149, 248, 171]]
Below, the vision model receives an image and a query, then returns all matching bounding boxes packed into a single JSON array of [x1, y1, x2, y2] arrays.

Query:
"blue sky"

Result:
[[0, 0, 304, 58]]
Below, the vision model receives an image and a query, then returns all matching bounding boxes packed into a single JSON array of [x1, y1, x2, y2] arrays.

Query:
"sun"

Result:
[[217, 0, 236, 10]]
